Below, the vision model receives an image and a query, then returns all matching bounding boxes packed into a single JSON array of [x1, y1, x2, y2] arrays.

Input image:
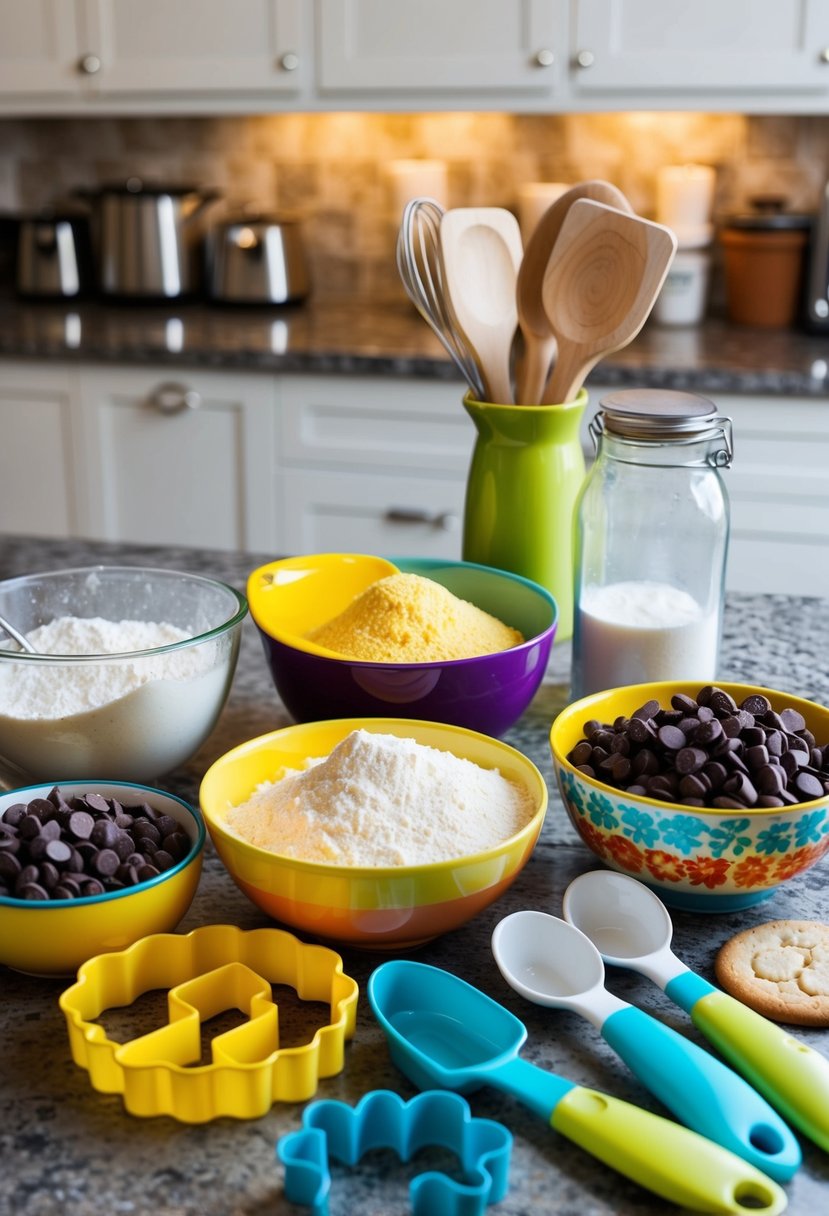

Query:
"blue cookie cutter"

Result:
[[277, 1088, 512, 1216]]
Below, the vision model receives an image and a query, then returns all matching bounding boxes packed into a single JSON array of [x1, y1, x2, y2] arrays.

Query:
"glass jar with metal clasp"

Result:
[[571, 388, 733, 700]]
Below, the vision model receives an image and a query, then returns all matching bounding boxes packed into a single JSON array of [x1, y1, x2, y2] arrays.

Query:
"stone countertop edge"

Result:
[[1, 533, 828, 1216], [2, 296, 829, 397]]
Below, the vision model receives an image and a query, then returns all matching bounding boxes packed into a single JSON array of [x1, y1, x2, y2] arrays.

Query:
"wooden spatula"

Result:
[[515, 180, 633, 405], [541, 199, 677, 404], [439, 207, 523, 404]]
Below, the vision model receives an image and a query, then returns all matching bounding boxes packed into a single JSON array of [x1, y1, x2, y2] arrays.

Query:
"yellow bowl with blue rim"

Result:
[[199, 718, 547, 949], [0, 780, 204, 976]]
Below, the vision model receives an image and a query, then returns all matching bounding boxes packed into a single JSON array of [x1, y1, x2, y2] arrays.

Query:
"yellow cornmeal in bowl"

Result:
[[306, 572, 524, 662]]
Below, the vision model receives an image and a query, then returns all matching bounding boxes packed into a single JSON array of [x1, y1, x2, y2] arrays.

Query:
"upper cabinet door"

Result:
[[0, 0, 85, 95], [572, 0, 829, 95], [317, 0, 564, 96], [85, 0, 307, 95]]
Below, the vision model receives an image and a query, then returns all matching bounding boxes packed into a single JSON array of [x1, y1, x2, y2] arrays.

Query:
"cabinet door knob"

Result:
[[574, 49, 595, 69], [149, 383, 202, 415], [820, 47, 829, 64], [78, 53, 102, 75], [279, 51, 300, 71], [384, 508, 459, 533], [534, 48, 554, 68]]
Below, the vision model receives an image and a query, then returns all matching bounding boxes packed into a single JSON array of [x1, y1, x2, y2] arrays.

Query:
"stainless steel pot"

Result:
[[206, 215, 310, 304], [78, 179, 220, 299], [16, 213, 95, 298]]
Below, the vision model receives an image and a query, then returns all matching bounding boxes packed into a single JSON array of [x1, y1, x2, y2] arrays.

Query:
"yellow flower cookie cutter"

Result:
[[58, 923, 359, 1122]]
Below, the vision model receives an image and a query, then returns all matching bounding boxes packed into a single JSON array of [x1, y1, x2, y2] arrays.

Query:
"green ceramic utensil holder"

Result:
[[461, 390, 588, 642]]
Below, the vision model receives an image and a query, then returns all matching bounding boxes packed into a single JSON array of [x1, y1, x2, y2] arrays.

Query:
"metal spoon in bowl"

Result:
[[0, 612, 38, 653]]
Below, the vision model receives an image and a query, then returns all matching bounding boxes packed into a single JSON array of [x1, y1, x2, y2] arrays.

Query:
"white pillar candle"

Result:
[[517, 181, 570, 242], [387, 159, 449, 220], [656, 164, 716, 238]]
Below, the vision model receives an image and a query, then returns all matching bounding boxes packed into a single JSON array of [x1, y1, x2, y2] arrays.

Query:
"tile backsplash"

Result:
[[1, 110, 828, 301]]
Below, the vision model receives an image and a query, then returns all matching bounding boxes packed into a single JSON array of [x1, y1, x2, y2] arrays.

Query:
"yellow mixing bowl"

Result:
[[0, 780, 204, 976], [247, 552, 399, 657], [199, 718, 547, 949]]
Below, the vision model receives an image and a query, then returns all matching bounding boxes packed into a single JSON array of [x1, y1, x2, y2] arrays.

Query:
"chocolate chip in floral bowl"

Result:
[[550, 681, 829, 912]]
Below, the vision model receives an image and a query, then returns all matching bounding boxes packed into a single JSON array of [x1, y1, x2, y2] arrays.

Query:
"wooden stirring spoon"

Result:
[[515, 180, 633, 405], [440, 207, 523, 404], [541, 199, 677, 404]]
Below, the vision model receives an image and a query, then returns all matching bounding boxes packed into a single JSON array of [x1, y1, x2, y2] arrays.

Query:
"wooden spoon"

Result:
[[439, 207, 523, 404], [515, 180, 633, 405], [541, 199, 677, 404]]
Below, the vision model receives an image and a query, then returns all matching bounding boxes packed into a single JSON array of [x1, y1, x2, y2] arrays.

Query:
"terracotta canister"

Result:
[[720, 205, 810, 328]]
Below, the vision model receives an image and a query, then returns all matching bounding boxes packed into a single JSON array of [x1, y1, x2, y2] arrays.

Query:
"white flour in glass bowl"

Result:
[[0, 615, 233, 782]]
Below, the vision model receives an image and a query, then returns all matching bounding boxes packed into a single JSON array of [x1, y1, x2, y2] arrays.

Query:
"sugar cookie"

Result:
[[715, 920, 829, 1027]]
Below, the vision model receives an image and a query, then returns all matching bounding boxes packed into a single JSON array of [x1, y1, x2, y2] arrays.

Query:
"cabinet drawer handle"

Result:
[[384, 508, 459, 532], [148, 383, 202, 415], [78, 53, 102, 75], [279, 51, 300, 71]]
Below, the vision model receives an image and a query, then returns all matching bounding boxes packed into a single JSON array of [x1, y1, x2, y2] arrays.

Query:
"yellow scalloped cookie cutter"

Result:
[[59, 923, 359, 1122]]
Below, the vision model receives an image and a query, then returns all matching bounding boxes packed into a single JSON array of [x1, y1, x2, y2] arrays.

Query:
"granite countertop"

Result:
[[2, 533, 829, 1216], [2, 293, 829, 396]]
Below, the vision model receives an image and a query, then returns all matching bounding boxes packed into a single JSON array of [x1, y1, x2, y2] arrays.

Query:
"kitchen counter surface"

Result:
[[2, 294, 829, 397], [2, 533, 829, 1216]]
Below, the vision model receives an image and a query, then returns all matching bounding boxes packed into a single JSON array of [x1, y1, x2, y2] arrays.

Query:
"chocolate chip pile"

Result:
[[567, 686, 829, 809], [0, 786, 193, 901]]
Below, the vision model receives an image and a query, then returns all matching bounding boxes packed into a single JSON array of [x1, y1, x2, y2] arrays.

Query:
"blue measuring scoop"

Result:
[[367, 959, 787, 1216]]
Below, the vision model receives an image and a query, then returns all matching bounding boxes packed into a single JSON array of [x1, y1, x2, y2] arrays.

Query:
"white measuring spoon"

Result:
[[491, 910, 800, 1182], [563, 870, 829, 1153]]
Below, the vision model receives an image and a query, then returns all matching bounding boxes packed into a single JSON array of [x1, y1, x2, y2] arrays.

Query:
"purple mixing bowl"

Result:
[[253, 558, 558, 737]]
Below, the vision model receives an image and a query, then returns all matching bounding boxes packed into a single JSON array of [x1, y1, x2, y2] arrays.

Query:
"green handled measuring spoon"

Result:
[[563, 870, 829, 1153], [367, 960, 787, 1215]]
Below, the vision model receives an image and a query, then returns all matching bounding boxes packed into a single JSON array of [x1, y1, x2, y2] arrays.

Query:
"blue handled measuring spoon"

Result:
[[563, 869, 829, 1154], [491, 909, 800, 1182], [367, 960, 787, 1215]]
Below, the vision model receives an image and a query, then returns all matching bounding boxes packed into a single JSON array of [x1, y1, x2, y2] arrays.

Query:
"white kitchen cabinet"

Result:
[[278, 373, 469, 474], [316, 0, 564, 99], [278, 468, 465, 558], [0, 361, 82, 536], [2, 358, 827, 593], [85, 0, 307, 98], [587, 383, 829, 598], [714, 392, 829, 598], [0, 0, 308, 110], [74, 365, 278, 551], [0, 1, 87, 98], [571, 0, 829, 102], [2, 0, 829, 113], [275, 373, 470, 557]]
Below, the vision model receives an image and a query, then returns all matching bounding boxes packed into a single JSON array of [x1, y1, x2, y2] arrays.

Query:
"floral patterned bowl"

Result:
[[550, 680, 829, 912]]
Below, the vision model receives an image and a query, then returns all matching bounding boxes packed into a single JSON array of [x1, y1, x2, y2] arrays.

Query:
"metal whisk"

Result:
[[396, 197, 486, 400]]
